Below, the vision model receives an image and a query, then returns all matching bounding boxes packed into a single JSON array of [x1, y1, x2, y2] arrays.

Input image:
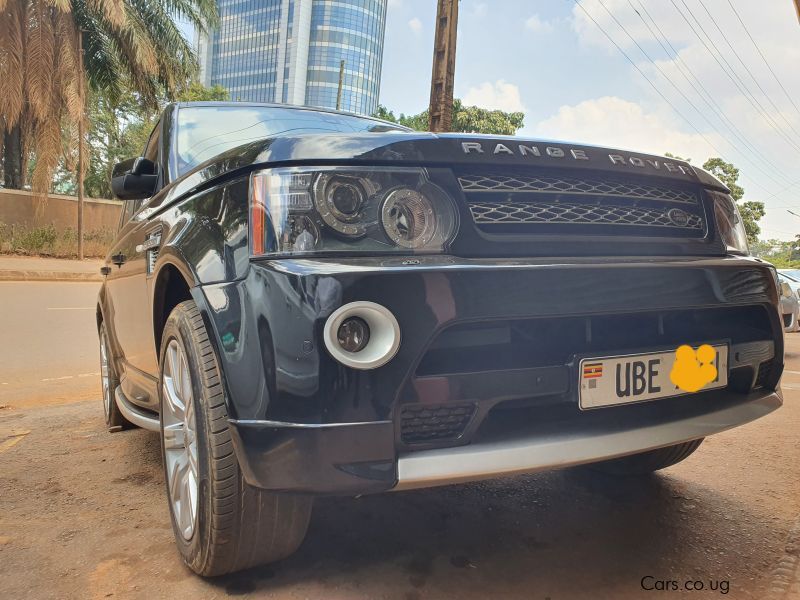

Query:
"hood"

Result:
[[160, 131, 727, 207]]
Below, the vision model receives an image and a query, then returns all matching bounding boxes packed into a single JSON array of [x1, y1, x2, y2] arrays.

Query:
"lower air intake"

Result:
[[400, 403, 476, 445]]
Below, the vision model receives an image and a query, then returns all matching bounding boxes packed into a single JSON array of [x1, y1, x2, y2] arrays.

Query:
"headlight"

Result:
[[250, 167, 457, 256], [711, 191, 748, 254]]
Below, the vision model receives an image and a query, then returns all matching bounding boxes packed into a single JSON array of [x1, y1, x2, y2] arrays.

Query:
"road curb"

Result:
[[0, 270, 102, 282]]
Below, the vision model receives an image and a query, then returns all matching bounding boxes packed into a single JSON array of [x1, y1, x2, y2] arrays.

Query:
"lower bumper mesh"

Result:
[[400, 403, 476, 445]]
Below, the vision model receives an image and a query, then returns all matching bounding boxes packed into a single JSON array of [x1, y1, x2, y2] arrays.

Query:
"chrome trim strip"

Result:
[[229, 419, 392, 429], [394, 394, 781, 491], [115, 386, 160, 432]]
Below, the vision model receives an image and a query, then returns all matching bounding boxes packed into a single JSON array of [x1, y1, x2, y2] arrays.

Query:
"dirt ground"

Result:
[[1, 308, 799, 599]]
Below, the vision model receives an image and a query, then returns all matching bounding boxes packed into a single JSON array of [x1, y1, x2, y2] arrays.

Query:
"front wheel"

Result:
[[587, 439, 705, 476], [159, 300, 312, 576]]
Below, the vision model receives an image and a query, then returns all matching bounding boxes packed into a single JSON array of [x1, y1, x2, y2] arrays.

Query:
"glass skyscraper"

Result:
[[197, 0, 387, 115]]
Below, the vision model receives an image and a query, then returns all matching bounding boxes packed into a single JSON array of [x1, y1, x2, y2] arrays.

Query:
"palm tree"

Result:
[[0, 0, 217, 191]]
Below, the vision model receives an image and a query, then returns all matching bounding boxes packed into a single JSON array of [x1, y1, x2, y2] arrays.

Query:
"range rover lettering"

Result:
[[97, 102, 783, 576]]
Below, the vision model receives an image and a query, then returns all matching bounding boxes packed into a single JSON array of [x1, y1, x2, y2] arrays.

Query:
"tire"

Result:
[[587, 439, 705, 476], [158, 300, 312, 577], [99, 321, 134, 431]]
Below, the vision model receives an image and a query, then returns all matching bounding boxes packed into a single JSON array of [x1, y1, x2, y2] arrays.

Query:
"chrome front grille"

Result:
[[458, 173, 699, 204], [469, 201, 704, 230], [457, 170, 707, 238]]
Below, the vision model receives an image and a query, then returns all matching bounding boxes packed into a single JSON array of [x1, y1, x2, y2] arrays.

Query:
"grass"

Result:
[[0, 223, 114, 258]]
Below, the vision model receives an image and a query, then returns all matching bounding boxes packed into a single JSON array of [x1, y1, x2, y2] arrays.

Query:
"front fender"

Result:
[[151, 177, 251, 287]]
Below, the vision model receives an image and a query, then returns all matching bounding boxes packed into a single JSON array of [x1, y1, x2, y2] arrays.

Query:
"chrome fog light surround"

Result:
[[323, 302, 400, 369]]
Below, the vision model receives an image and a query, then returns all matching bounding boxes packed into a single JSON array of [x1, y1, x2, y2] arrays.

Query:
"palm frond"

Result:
[[27, 0, 56, 122], [130, 0, 197, 98], [0, 1, 26, 127], [87, 0, 124, 28], [112, 1, 159, 76], [54, 10, 82, 123], [74, 3, 123, 99], [160, 0, 218, 31], [4, 0, 213, 197], [43, 0, 71, 11], [31, 95, 63, 202]]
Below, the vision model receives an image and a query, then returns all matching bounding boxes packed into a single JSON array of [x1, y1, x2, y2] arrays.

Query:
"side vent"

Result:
[[138, 229, 162, 275], [147, 248, 159, 275]]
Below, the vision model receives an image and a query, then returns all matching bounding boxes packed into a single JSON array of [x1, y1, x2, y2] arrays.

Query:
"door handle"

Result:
[[111, 253, 126, 266], [100, 266, 111, 276]]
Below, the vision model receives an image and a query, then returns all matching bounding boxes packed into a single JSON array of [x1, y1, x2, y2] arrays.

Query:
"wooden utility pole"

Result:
[[428, 0, 458, 132], [336, 60, 346, 110], [77, 28, 85, 260], [795, 0, 800, 23]]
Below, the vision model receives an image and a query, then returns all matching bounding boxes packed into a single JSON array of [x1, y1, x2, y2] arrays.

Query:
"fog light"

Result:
[[337, 317, 370, 353], [323, 301, 401, 370]]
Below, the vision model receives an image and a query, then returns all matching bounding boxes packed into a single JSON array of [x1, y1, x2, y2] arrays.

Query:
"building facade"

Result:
[[197, 0, 387, 115]]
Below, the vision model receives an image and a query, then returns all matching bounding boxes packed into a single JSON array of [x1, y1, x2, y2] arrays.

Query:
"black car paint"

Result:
[[99, 102, 783, 495]]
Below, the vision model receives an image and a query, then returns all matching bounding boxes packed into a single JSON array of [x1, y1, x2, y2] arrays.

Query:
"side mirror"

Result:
[[111, 157, 159, 200]]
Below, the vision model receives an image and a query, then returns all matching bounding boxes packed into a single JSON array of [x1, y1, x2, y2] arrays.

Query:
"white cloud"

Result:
[[469, 2, 488, 18], [463, 80, 526, 113], [525, 15, 553, 34], [571, 0, 660, 51], [529, 96, 717, 161], [408, 17, 422, 35], [387, 0, 403, 8], [567, 2, 800, 196]]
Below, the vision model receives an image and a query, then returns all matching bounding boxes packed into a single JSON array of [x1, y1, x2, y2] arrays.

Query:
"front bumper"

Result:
[[198, 255, 784, 495]]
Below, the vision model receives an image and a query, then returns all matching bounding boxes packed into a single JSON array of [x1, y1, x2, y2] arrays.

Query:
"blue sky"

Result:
[[380, 0, 800, 241]]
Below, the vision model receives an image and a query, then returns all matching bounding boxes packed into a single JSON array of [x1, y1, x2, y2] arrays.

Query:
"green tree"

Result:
[[0, 0, 218, 193], [749, 238, 800, 268], [374, 99, 525, 135], [702, 157, 765, 245], [176, 82, 230, 103]]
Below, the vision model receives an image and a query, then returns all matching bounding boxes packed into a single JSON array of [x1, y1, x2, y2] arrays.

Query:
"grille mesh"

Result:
[[458, 173, 698, 204], [469, 201, 704, 229], [400, 403, 476, 444]]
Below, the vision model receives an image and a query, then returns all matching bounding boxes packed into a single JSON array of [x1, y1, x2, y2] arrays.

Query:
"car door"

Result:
[[104, 121, 165, 407]]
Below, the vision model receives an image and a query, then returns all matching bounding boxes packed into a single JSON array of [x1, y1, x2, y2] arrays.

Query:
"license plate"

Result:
[[579, 344, 729, 410]]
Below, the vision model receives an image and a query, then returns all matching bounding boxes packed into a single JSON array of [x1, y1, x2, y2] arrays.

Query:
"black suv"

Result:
[[98, 102, 782, 576]]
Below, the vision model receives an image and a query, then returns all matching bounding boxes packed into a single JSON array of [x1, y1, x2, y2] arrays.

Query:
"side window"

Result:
[[117, 199, 140, 231], [143, 121, 161, 165], [115, 120, 162, 231]]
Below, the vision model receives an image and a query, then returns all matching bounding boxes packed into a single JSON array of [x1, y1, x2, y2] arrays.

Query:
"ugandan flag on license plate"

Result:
[[582, 362, 603, 379]]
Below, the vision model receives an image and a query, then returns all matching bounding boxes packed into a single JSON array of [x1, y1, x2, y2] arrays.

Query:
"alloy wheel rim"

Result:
[[162, 338, 199, 541], [100, 333, 111, 418]]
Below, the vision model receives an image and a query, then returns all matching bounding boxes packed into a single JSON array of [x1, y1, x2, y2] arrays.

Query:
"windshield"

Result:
[[780, 270, 800, 282], [175, 105, 405, 176]]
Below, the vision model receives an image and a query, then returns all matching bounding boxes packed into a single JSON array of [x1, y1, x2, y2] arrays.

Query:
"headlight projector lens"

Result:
[[381, 188, 436, 249], [316, 174, 367, 236], [330, 181, 364, 218]]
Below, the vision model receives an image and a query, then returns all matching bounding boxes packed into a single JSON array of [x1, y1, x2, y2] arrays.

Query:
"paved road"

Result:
[[0, 281, 101, 408], [1, 280, 799, 599]]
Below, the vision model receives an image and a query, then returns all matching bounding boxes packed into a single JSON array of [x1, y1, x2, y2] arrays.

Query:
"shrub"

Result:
[[0, 222, 114, 258]]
